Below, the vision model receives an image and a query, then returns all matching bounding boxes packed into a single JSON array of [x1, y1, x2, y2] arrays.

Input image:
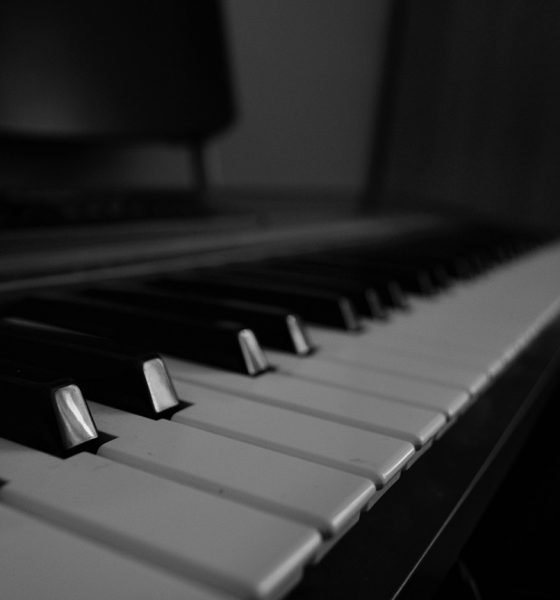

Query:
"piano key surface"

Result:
[[1, 215, 559, 600], [171, 380, 414, 487], [0, 503, 233, 600], [165, 357, 446, 448], [89, 401, 375, 537], [264, 350, 474, 417], [0, 439, 321, 600]]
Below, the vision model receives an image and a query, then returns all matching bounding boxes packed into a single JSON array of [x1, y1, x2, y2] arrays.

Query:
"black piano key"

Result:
[[397, 243, 488, 275], [202, 264, 387, 319], [321, 246, 452, 289], [4, 294, 270, 376], [83, 283, 315, 356], [269, 259, 409, 309], [297, 228, 504, 284], [373, 257, 450, 289], [0, 359, 99, 457], [303, 255, 438, 295], [0, 320, 180, 419], [374, 245, 475, 280], [392, 229, 522, 275], [161, 274, 362, 331]]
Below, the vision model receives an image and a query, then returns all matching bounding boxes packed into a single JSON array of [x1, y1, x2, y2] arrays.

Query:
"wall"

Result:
[[382, 0, 560, 232], [0, 1, 389, 196], [210, 0, 390, 192]]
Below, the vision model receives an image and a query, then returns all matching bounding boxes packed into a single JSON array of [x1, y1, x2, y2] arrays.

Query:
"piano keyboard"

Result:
[[1, 216, 559, 600]]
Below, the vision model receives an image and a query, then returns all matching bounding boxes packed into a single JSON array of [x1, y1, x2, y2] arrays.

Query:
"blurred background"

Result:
[[0, 0, 559, 231]]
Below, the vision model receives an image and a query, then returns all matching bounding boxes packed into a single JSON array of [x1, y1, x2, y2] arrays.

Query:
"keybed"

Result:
[[0, 215, 559, 600]]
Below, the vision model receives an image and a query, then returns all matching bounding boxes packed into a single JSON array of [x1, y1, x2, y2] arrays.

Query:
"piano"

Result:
[[1, 2, 560, 600]]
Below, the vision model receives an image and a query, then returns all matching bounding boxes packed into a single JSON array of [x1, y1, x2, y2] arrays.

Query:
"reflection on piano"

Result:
[[1, 2, 560, 600]]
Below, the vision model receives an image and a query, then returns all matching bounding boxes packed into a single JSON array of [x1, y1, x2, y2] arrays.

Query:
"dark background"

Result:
[[378, 0, 560, 232], [0, 0, 559, 232]]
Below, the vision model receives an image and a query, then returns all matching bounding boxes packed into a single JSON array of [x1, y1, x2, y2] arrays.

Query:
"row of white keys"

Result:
[[0, 369, 414, 599], [0, 503, 232, 600], [279, 339, 487, 394], [3, 241, 556, 600], [170, 380, 415, 488], [308, 315, 504, 387], [390, 304, 553, 356], [379, 285, 541, 350], [302, 295, 493, 389], [265, 350, 473, 419], [310, 243, 560, 383], [0, 438, 320, 600], [310, 317, 503, 373], [164, 357, 446, 448], [375, 247, 560, 359], [89, 401, 375, 538], [311, 324, 501, 375]]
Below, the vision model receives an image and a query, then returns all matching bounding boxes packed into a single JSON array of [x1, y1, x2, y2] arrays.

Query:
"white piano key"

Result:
[[381, 331, 518, 370], [385, 316, 528, 354], [400, 296, 560, 347], [377, 249, 560, 363], [377, 248, 560, 357], [343, 331, 505, 375], [308, 325, 502, 373], [0, 439, 321, 600], [165, 357, 446, 448], [89, 401, 375, 537], [289, 334, 489, 393], [170, 379, 415, 487], [0, 504, 231, 600], [266, 351, 473, 418]]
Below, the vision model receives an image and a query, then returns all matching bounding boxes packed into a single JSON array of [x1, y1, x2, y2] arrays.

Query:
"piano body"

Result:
[[1, 2, 560, 600]]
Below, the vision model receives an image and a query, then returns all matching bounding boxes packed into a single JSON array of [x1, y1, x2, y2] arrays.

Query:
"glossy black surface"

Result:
[[0, 320, 179, 418], [4, 294, 269, 376], [201, 264, 387, 319], [163, 274, 362, 331], [267, 260, 409, 310], [81, 283, 315, 356], [0, 359, 99, 457]]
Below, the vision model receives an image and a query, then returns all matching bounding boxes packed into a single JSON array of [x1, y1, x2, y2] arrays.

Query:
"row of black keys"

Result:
[[0, 225, 545, 460]]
